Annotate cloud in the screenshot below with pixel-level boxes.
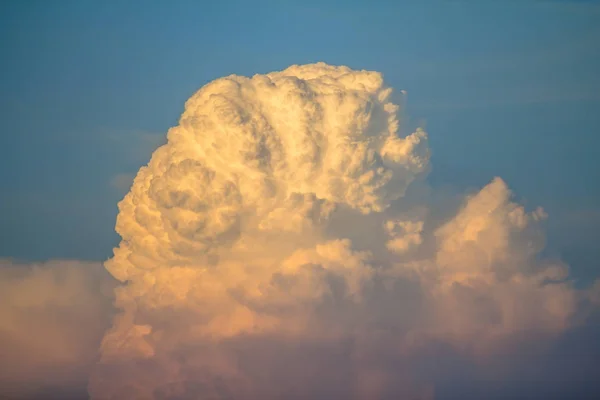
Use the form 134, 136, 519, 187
81, 63, 600, 399
0, 259, 116, 399
3, 63, 598, 399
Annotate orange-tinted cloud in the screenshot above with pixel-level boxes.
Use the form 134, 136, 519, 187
83, 63, 598, 399
0, 259, 116, 398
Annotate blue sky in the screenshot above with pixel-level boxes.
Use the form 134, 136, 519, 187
1, 0, 599, 283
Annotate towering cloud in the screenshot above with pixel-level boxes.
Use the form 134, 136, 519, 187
79, 63, 598, 399
0, 62, 590, 398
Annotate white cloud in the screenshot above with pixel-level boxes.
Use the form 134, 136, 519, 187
83, 63, 600, 399
4, 63, 596, 399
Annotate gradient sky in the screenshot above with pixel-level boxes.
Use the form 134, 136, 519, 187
1, 0, 599, 288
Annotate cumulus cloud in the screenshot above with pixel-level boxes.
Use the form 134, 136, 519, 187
4, 63, 597, 399
77, 63, 600, 399
0, 259, 116, 399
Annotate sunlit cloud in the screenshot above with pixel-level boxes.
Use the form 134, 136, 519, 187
2, 63, 598, 399
86, 63, 598, 399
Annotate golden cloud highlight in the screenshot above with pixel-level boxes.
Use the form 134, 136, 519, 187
79, 63, 598, 399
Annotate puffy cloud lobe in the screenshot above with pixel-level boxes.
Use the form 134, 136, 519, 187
107, 63, 429, 277
90, 63, 593, 399
0, 259, 116, 399
420, 178, 574, 351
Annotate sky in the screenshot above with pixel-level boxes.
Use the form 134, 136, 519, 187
1, 1, 600, 399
